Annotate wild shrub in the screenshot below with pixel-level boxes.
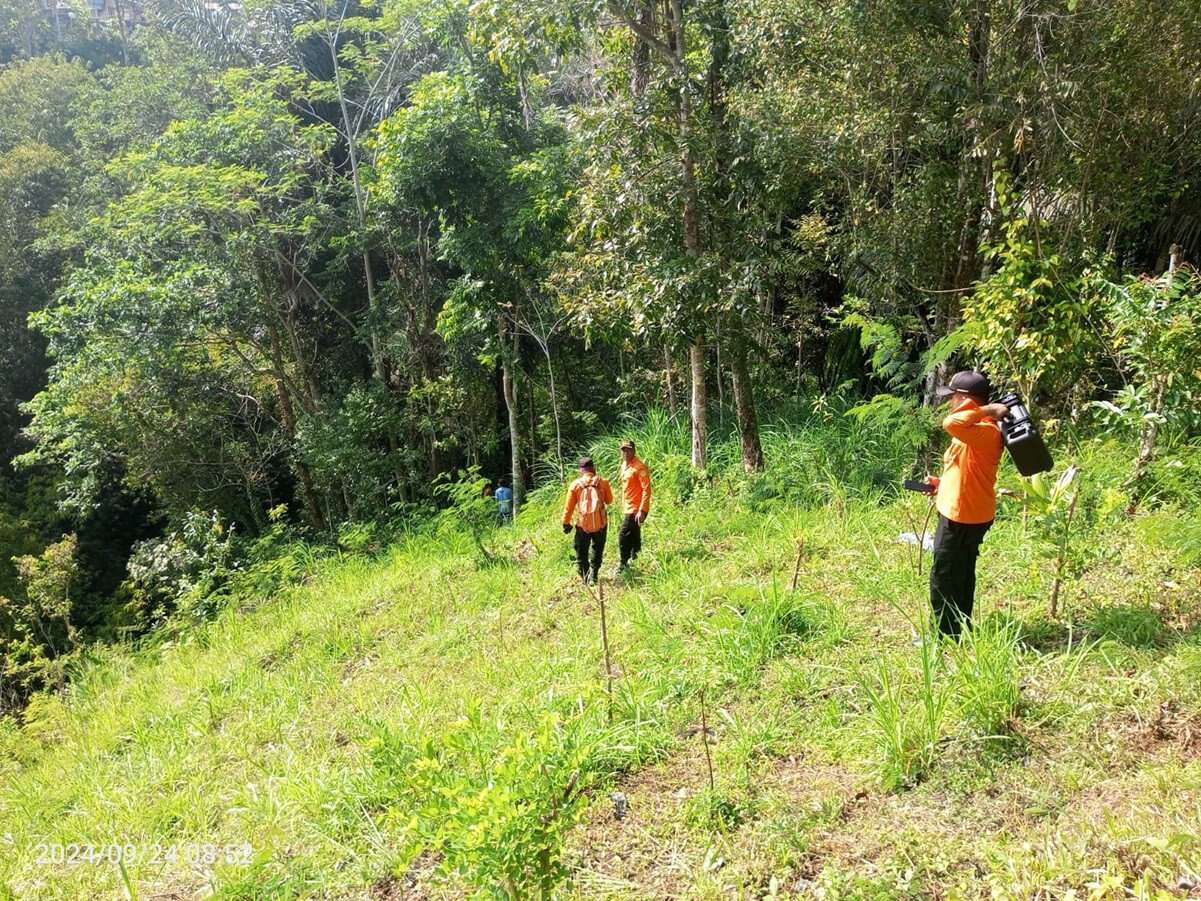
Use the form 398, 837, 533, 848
1088, 605, 1165, 649
1136, 508, 1201, 569
124, 510, 234, 624
950, 617, 1023, 739
296, 382, 409, 522
588, 697, 674, 776
683, 787, 748, 832
706, 586, 821, 685
336, 520, 379, 555
216, 507, 329, 606
1090, 267, 1201, 501
0, 534, 82, 708
0, 713, 31, 775
1012, 466, 1089, 618
963, 208, 1100, 402
383, 713, 594, 900
863, 636, 950, 790
434, 468, 500, 564
1146, 441, 1201, 509
716, 705, 787, 795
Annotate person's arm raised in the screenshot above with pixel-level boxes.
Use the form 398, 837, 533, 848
943, 408, 1000, 448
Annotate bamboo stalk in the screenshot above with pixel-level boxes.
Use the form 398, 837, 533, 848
1049, 491, 1080, 619
901, 507, 919, 573
790, 537, 806, 591
699, 686, 715, 794
597, 580, 614, 722
918, 498, 936, 577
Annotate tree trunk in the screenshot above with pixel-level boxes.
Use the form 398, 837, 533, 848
270, 371, 327, 533
927, 0, 993, 412
541, 342, 564, 475
730, 338, 765, 472
110, 0, 130, 64
263, 308, 327, 532
325, 18, 387, 387
690, 341, 707, 469
631, 1, 654, 99
1126, 377, 1165, 515
664, 345, 677, 416
501, 324, 525, 516
714, 337, 724, 428
671, 0, 707, 469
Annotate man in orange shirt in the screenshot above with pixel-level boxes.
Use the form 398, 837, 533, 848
617, 439, 651, 572
924, 371, 1009, 638
562, 456, 614, 585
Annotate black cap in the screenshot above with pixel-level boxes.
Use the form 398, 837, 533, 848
578, 456, 595, 471
935, 370, 991, 401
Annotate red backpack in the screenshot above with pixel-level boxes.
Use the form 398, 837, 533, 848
577, 476, 607, 533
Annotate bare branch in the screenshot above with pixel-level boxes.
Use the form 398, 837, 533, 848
606, 0, 679, 69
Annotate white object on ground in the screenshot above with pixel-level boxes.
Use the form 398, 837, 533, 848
898, 531, 934, 550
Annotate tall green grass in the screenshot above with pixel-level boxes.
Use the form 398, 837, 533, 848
862, 630, 951, 790
2, 411, 1200, 898
951, 616, 1024, 739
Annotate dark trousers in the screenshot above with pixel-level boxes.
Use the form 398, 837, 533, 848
929, 515, 992, 638
574, 526, 606, 582
619, 514, 642, 566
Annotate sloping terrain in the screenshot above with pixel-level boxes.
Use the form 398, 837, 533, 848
2, 426, 1200, 900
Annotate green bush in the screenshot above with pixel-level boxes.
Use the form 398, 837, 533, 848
0, 534, 82, 709
862, 635, 950, 791
705, 586, 823, 686
951, 617, 1023, 739
383, 713, 594, 899
1088, 604, 1165, 649
123, 510, 234, 624
1136, 509, 1201, 569
434, 467, 500, 564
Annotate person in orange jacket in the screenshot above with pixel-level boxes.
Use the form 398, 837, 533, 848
562, 456, 614, 584
617, 439, 651, 571
923, 370, 1009, 638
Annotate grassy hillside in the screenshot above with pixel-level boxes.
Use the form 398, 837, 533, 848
2, 411, 1200, 899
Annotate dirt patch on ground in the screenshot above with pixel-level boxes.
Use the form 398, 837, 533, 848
363, 852, 462, 901
1124, 701, 1201, 757
568, 744, 713, 898
566, 736, 1070, 897
566, 742, 868, 897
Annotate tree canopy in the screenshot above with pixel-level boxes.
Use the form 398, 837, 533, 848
1, 0, 1200, 707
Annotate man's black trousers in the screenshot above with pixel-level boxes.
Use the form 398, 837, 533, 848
618, 514, 642, 566
574, 526, 606, 582
929, 515, 992, 638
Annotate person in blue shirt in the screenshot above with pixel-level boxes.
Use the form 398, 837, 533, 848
494, 477, 513, 523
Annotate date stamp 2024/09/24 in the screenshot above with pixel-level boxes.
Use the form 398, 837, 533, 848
10, 837, 254, 868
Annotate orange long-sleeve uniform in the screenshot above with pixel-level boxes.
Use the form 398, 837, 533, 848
935, 397, 1003, 524
562, 474, 614, 530
619, 456, 652, 516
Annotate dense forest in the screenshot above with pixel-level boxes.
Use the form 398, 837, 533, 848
2, 0, 1201, 713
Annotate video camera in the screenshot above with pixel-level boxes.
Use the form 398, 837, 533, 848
994, 392, 1053, 476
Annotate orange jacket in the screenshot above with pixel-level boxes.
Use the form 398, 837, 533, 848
562, 474, 614, 531
935, 397, 1003, 525
620, 456, 652, 516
